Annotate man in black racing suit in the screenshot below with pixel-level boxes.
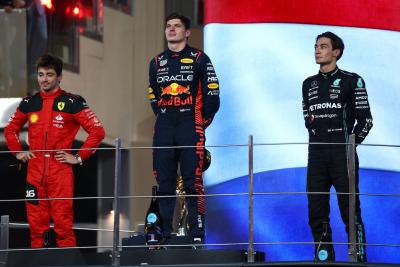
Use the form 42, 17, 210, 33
302, 32, 373, 262
147, 13, 220, 244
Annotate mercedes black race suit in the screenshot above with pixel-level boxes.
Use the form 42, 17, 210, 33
148, 45, 220, 240
302, 67, 373, 261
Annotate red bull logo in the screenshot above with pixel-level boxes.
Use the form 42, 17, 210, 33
159, 83, 192, 107
195, 125, 205, 177
161, 83, 190, 96
158, 96, 193, 107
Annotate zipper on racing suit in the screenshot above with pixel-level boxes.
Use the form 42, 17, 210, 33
40, 132, 49, 184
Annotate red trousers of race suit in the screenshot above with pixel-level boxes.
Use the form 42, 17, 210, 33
26, 155, 76, 248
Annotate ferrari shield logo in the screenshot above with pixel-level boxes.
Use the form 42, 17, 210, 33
57, 102, 65, 111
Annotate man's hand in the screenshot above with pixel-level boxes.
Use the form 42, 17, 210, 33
13, 0, 25, 8
16, 151, 36, 162
307, 114, 318, 136
55, 151, 81, 165
4, 5, 13, 12
4, 0, 25, 12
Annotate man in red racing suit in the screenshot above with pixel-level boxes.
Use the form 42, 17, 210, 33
4, 54, 105, 248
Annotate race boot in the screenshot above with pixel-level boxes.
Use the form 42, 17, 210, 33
43, 231, 50, 248
315, 222, 335, 261
191, 236, 204, 250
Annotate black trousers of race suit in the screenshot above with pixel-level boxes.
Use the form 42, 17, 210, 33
307, 135, 367, 262
153, 111, 205, 240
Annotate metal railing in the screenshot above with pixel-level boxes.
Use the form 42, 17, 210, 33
0, 215, 9, 266
0, 134, 399, 265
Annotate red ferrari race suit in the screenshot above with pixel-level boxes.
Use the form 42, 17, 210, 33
4, 88, 105, 248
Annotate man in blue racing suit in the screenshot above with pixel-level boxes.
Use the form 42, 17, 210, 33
147, 12, 220, 244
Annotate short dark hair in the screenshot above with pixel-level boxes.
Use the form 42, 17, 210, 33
165, 12, 191, 30
316, 31, 345, 60
36, 54, 63, 76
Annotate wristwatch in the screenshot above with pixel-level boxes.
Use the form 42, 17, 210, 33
74, 154, 83, 165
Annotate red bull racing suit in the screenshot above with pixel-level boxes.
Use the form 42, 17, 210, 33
148, 45, 220, 240
302, 67, 373, 261
4, 88, 105, 248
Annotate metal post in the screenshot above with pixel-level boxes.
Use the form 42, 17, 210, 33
0, 215, 10, 267
347, 134, 357, 262
112, 138, 122, 266
247, 135, 255, 263
193, 0, 199, 25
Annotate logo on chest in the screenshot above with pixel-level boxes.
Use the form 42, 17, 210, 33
29, 113, 39, 124
330, 94, 339, 100
157, 74, 193, 83
159, 83, 192, 107
180, 58, 194, 64
311, 80, 318, 87
160, 59, 168, 67
53, 113, 65, 128
57, 102, 65, 111
309, 102, 342, 111
161, 83, 190, 96
331, 78, 341, 88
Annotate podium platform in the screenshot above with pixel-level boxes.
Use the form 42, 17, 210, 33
2, 248, 400, 267
3, 249, 263, 266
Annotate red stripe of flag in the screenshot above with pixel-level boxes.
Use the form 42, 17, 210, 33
204, 0, 400, 32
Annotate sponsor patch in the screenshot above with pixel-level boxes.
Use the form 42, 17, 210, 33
309, 102, 342, 111
29, 113, 39, 123
180, 58, 194, 64
207, 90, 219, 96
332, 78, 341, 87
161, 83, 190, 96
57, 102, 65, 111
55, 114, 63, 121
208, 83, 219, 89
160, 59, 167, 66
207, 76, 218, 82
357, 78, 364, 88
26, 183, 38, 205
330, 94, 338, 99
157, 74, 193, 83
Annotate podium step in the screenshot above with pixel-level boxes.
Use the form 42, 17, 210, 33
4, 249, 400, 266
3, 248, 264, 266
120, 235, 264, 264
120, 249, 264, 265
